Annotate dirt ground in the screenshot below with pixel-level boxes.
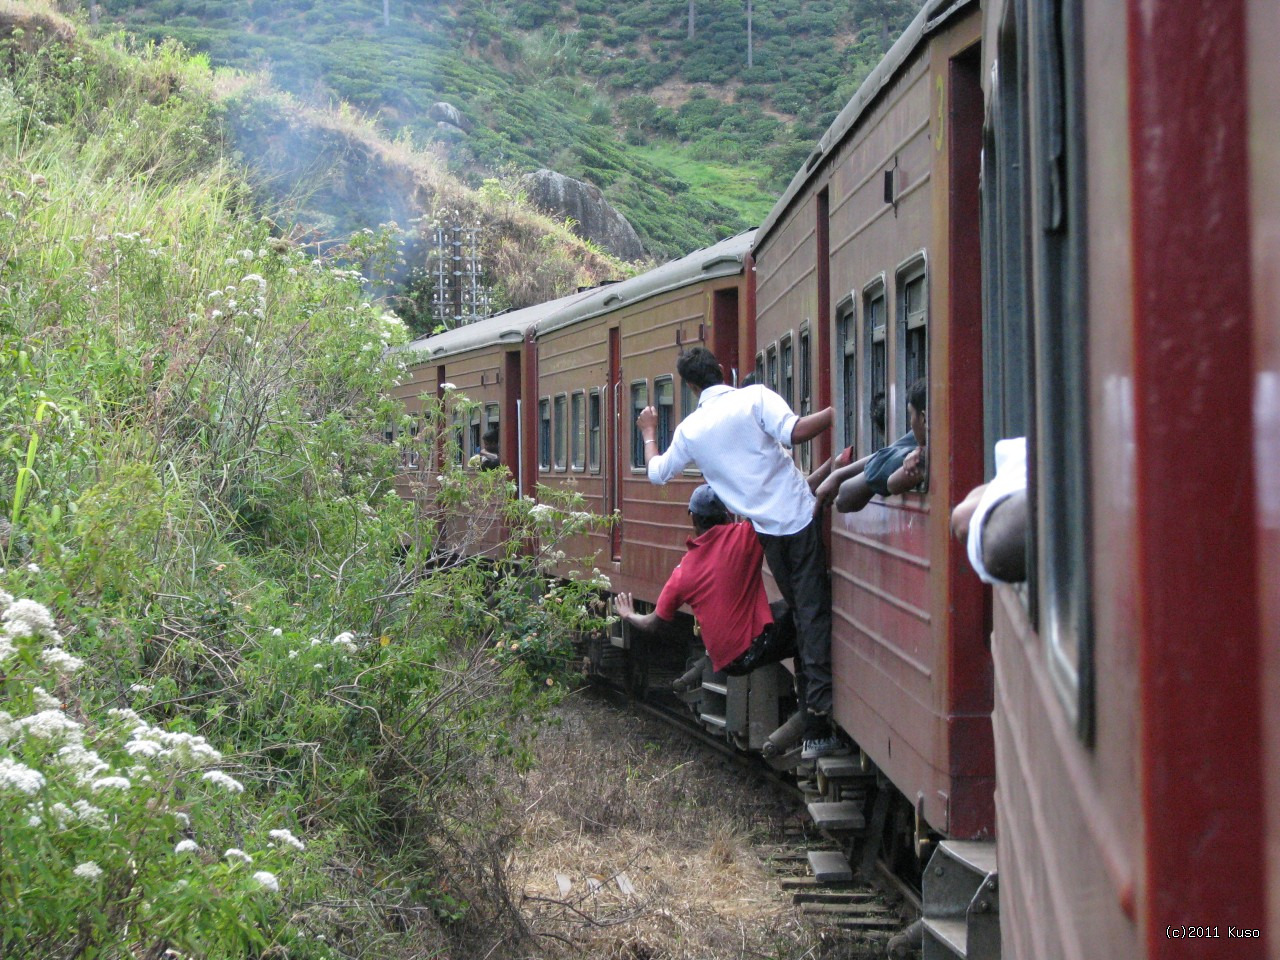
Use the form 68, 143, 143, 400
501, 688, 897, 960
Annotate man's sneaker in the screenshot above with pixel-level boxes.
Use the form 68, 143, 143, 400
801, 735, 848, 760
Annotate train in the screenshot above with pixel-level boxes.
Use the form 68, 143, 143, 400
391, 0, 1277, 957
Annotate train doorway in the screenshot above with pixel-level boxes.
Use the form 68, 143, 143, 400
607, 326, 622, 561
503, 350, 521, 496
711, 288, 740, 385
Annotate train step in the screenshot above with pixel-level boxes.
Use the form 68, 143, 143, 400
806, 800, 866, 833
807, 849, 853, 883
921, 840, 1000, 960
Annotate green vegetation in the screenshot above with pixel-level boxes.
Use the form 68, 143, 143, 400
0, 11, 611, 957
92, 0, 923, 258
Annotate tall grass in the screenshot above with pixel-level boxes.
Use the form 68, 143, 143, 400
0, 12, 610, 958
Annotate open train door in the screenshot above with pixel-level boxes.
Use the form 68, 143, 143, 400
503, 349, 522, 497
711, 287, 740, 385
607, 325, 622, 561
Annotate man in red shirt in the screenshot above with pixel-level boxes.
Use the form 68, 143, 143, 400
613, 485, 798, 684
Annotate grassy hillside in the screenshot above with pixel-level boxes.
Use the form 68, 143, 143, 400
91, 0, 922, 258
0, 8, 612, 956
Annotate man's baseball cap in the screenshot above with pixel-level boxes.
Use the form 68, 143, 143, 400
688, 484, 728, 519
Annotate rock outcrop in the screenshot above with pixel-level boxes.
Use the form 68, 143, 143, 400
428, 101, 471, 132
523, 169, 646, 262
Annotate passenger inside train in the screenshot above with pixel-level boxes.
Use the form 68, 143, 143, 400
950, 436, 1028, 584
477, 427, 501, 471
636, 346, 840, 759
830, 377, 928, 513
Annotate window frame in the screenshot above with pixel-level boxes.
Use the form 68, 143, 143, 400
765, 343, 779, 393
862, 275, 888, 455
570, 390, 586, 471
895, 252, 929, 438
553, 393, 568, 471
836, 295, 857, 453
654, 375, 675, 453
538, 397, 551, 471
630, 380, 649, 470
588, 388, 602, 474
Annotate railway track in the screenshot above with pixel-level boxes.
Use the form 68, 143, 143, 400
595, 678, 917, 948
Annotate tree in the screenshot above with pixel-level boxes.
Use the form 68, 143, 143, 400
746, 0, 753, 69
688, 0, 696, 39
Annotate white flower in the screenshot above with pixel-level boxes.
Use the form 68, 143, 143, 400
210, 309, 223, 320
32, 687, 61, 711
175, 812, 190, 827
440, 382, 458, 391
0, 589, 13, 610
239, 249, 255, 261
41, 647, 84, 674
288, 650, 299, 659
174, 840, 200, 854
91, 776, 131, 791
56, 743, 104, 775
268, 828, 305, 851
252, 870, 279, 892
26, 563, 39, 574
270, 628, 282, 637
0, 758, 44, 794
74, 862, 104, 881
330, 632, 357, 653
129, 683, 153, 694
207, 289, 223, 301
125, 740, 163, 758
17, 710, 82, 740
3, 599, 60, 641
72, 800, 105, 825
224, 848, 252, 864
106, 708, 141, 724
201, 770, 245, 794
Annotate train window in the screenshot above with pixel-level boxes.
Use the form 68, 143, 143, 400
630, 381, 648, 469
1026, 0, 1093, 739
837, 298, 857, 451
655, 376, 675, 452
754, 353, 764, 384
570, 391, 585, 470
796, 329, 811, 472
780, 334, 794, 410
896, 258, 928, 436
485, 403, 499, 437
469, 408, 482, 464
766, 344, 778, 392
553, 394, 567, 471
863, 279, 888, 454
406, 421, 419, 468
538, 398, 551, 471
680, 378, 695, 420
588, 389, 601, 473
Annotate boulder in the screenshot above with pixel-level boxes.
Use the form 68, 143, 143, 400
523, 169, 646, 262
435, 121, 467, 141
428, 101, 471, 132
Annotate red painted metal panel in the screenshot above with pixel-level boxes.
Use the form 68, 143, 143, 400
1128, 1, 1266, 954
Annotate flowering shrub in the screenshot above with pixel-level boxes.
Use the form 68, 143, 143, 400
0, 590, 329, 959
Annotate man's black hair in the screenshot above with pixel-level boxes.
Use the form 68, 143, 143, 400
908, 378, 927, 414
739, 372, 759, 388
676, 347, 725, 390
482, 427, 499, 446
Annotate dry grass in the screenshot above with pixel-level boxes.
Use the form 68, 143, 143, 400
495, 689, 872, 960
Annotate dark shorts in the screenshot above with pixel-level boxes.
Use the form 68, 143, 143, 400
722, 600, 797, 676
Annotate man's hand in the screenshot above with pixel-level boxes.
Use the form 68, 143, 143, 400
613, 592, 636, 623
900, 446, 927, 487
814, 472, 841, 515
636, 406, 658, 439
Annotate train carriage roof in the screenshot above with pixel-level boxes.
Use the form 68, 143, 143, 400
535, 229, 755, 336
753, 0, 977, 251
397, 286, 600, 366
398, 230, 756, 363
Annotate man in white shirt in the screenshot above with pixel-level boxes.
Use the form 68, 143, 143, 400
950, 436, 1028, 583
637, 346, 840, 759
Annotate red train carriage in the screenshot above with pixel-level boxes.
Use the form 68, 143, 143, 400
532, 232, 755, 604
751, 0, 990, 847
981, 0, 1273, 957
394, 290, 597, 557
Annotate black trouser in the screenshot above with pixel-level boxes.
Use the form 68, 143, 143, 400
757, 519, 833, 735
723, 599, 797, 676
